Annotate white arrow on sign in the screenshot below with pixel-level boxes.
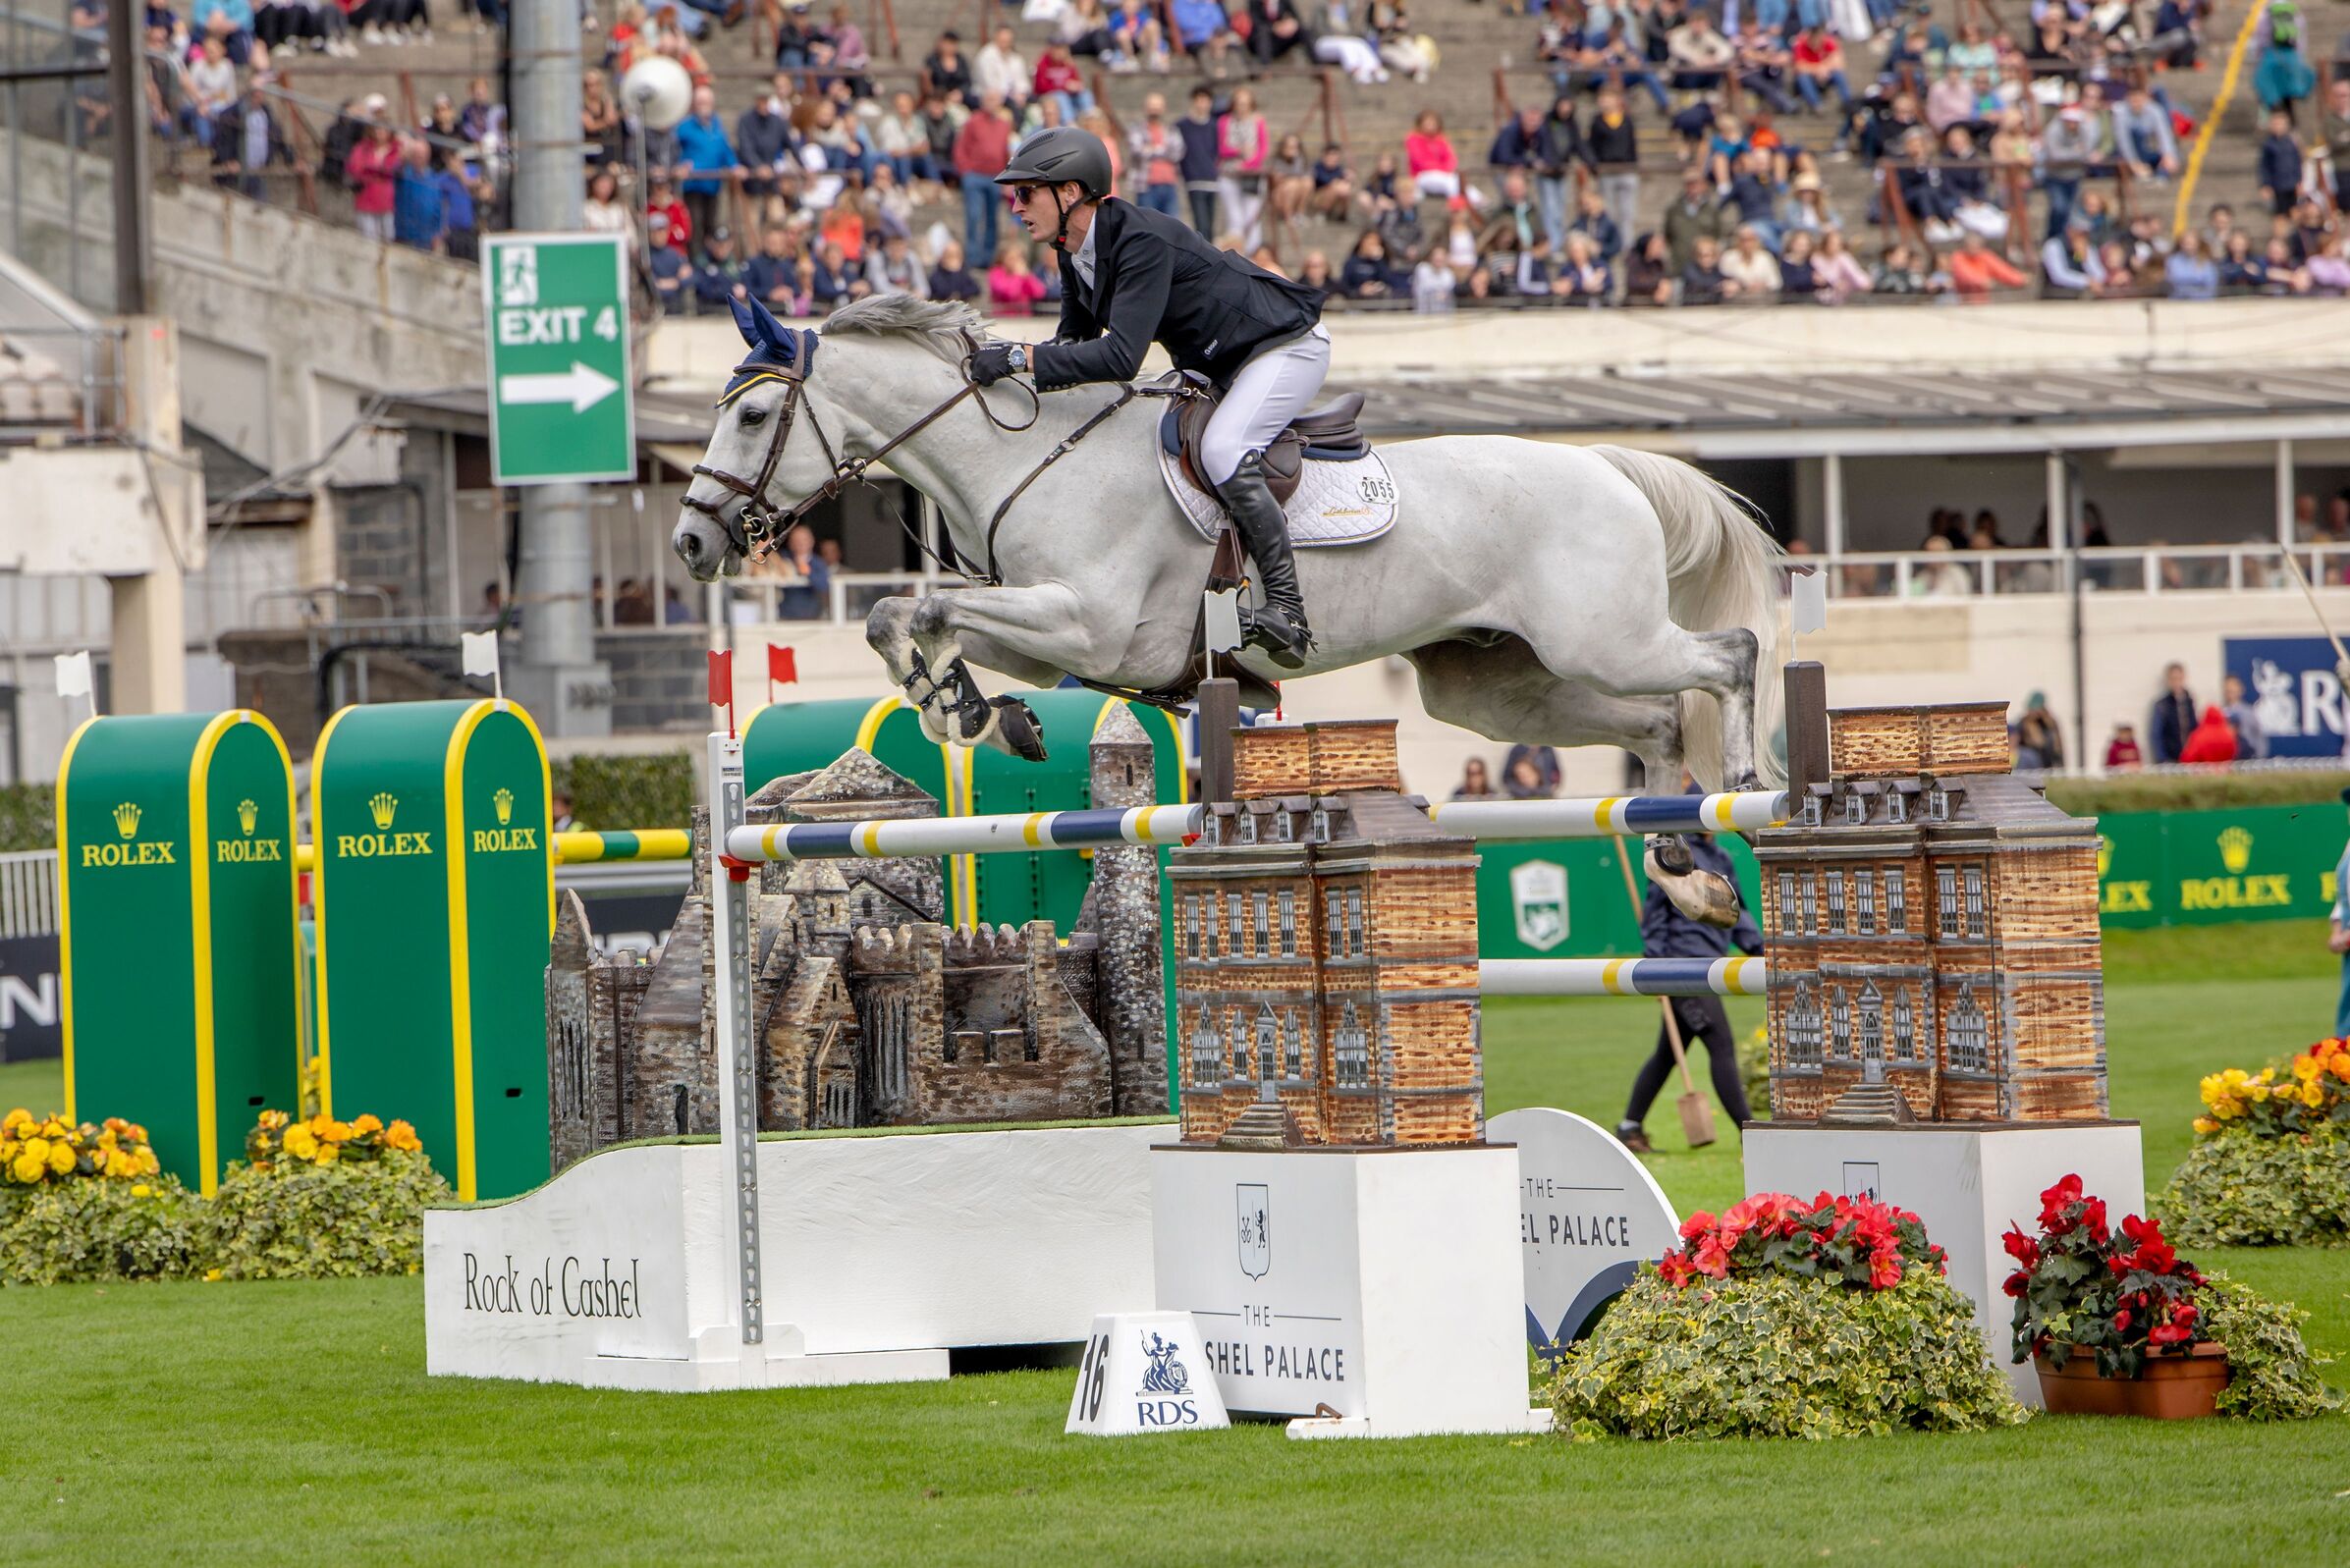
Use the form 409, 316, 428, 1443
498, 360, 620, 414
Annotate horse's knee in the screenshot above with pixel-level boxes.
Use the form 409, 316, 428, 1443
864, 596, 916, 655
908, 594, 956, 644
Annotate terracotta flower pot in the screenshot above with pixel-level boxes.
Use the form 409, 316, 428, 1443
2033, 1342, 2230, 1418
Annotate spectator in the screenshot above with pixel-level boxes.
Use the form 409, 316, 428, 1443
210, 73, 295, 200
1587, 86, 1641, 254
187, 36, 238, 133
809, 238, 865, 306
1531, 97, 1590, 253
1567, 186, 1620, 264
1128, 92, 1186, 217
2113, 84, 2181, 183
2013, 692, 2064, 770
1410, 247, 1456, 311
1034, 40, 1092, 121
581, 69, 623, 168
772, 524, 833, 620
647, 213, 695, 310
1307, 141, 1355, 221
923, 29, 973, 105
1719, 224, 1781, 298
1245, 0, 1309, 67
1871, 241, 1931, 296
974, 25, 1028, 107
1171, 0, 1228, 57
1625, 230, 1675, 304
1341, 229, 1405, 297
1404, 109, 1461, 204
435, 146, 483, 263
1311, 0, 1387, 83
1662, 170, 1725, 274
2258, 107, 2305, 214
2255, 0, 2316, 120
1370, 0, 1430, 81
693, 225, 749, 312
1667, 8, 1734, 93
391, 135, 447, 252
736, 77, 795, 219
1556, 231, 1612, 302
954, 90, 1013, 263
1947, 229, 2024, 299
2040, 103, 2098, 240
1219, 87, 1271, 248
2306, 233, 2350, 295
1450, 757, 1498, 800
986, 237, 1048, 314
2218, 231, 2268, 293
1108, 0, 1170, 71
645, 172, 692, 252
2104, 723, 2145, 770
2326, 80, 2350, 211
1790, 24, 1852, 117
1297, 248, 1335, 298
584, 168, 631, 253
1503, 743, 1557, 793
2180, 704, 2240, 765
2151, 663, 2198, 764
1682, 234, 1732, 303
1733, 19, 1795, 114
928, 240, 980, 301
745, 225, 795, 304
2166, 234, 2220, 298
2043, 226, 2098, 297
1811, 229, 1871, 303
2222, 674, 2269, 760
1777, 230, 1819, 300
1177, 85, 1223, 236
674, 84, 737, 253
191, 0, 257, 63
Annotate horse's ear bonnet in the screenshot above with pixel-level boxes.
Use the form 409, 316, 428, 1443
718, 296, 816, 407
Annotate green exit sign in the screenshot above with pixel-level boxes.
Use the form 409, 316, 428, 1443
481, 233, 634, 486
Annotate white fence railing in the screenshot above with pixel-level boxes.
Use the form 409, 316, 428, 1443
0, 848, 59, 940
1806, 544, 2350, 602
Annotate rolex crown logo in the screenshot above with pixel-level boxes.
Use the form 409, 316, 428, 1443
112, 801, 141, 839
238, 798, 259, 836
494, 786, 514, 826
2218, 826, 2253, 875
369, 791, 399, 832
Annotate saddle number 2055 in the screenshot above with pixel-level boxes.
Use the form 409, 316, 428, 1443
1358, 474, 1397, 506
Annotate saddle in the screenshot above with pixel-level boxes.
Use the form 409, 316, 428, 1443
1159, 376, 1370, 506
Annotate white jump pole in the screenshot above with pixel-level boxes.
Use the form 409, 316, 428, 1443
1478, 955, 1771, 999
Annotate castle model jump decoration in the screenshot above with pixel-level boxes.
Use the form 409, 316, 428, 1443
1172, 719, 1484, 1151
546, 707, 1167, 1168
1759, 691, 2107, 1125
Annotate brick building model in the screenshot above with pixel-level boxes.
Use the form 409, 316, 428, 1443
1172, 719, 1484, 1149
545, 707, 1167, 1169
1759, 697, 2107, 1124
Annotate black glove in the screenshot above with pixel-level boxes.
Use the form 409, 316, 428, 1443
970, 343, 1021, 386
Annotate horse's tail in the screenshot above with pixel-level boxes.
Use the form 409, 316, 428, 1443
1589, 445, 1786, 791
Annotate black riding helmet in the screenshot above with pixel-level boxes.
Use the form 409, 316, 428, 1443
993, 126, 1114, 249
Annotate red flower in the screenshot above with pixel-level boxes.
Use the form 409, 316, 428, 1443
1678, 1212, 1716, 1243
1692, 1232, 1734, 1278
2039, 1173, 2084, 1226
1868, 1247, 1903, 1291
2001, 1225, 2040, 1267
2002, 1269, 2030, 1298
1657, 1251, 1696, 1288
2081, 1197, 2109, 1243
2111, 1307, 2133, 1331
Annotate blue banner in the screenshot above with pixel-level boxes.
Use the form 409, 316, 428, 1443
2222, 636, 2350, 760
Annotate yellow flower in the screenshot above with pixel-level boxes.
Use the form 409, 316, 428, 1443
9, 1151, 42, 1184
282, 1125, 318, 1161
102, 1151, 134, 1179
46, 1142, 75, 1174
351, 1113, 383, 1137
2248, 1083, 2270, 1103
135, 1148, 158, 1175
307, 1112, 337, 1138
314, 1141, 339, 1165
0, 1108, 29, 1134
383, 1120, 421, 1153
39, 1118, 65, 1138
2192, 1116, 2219, 1134
203, 1269, 222, 1283
131, 1183, 151, 1198
24, 1136, 49, 1162
258, 1109, 290, 1132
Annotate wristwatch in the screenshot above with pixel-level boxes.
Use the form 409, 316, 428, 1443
1008, 343, 1030, 374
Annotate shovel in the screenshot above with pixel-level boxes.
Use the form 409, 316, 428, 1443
1615, 841, 1718, 1150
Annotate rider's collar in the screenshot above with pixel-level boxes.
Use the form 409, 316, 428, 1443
716, 327, 819, 409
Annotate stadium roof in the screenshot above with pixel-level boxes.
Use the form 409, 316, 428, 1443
1339, 365, 2350, 457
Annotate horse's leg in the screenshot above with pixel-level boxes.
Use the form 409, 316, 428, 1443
1513, 616, 1763, 792
905, 582, 1103, 762
865, 595, 958, 748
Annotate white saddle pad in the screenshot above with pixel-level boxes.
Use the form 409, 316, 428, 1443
1157, 444, 1400, 547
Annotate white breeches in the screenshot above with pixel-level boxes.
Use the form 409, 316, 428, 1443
1199, 325, 1332, 487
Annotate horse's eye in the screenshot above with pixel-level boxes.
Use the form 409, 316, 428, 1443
739, 404, 767, 428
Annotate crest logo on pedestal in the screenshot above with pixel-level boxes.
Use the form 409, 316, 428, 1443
1236, 1183, 1271, 1279
1138, 1331, 1191, 1395
1510, 860, 1567, 951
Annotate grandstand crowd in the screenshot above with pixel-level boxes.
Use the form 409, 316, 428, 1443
112, 0, 2350, 306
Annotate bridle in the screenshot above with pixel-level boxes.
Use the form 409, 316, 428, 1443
680, 325, 1040, 572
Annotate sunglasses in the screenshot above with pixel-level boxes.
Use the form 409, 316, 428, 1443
1012, 185, 1050, 205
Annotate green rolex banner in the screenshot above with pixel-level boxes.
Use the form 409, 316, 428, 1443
312, 698, 555, 1201
2092, 803, 2349, 930
56, 710, 301, 1195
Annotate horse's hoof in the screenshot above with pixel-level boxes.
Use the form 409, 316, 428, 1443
1646, 833, 1693, 876
994, 697, 1047, 762
1645, 855, 1740, 928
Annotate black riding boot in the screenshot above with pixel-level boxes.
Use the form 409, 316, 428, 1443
1218, 451, 1312, 670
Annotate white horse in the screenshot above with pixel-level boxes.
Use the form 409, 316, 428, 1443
674, 294, 1785, 799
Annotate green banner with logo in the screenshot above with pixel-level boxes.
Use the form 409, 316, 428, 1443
2093, 802, 2348, 929
1475, 834, 1765, 960
57, 711, 301, 1194
313, 698, 553, 1201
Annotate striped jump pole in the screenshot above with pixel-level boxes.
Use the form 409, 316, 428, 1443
1429, 790, 1788, 840
721, 804, 1204, 865
1478, 956, 1771, 999
554, 828, 694, 864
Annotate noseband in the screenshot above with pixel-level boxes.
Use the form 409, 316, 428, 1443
681, 326, 1037, 569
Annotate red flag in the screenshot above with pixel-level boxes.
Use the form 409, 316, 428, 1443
768, 643, 797, 685
707, 648, 734, 709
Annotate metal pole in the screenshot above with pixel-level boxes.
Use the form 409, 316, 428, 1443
104, 0, 147, 313
510, 0, 596, 724
705, 731, 765, 1351
2276, 437, 2296, 549
1822, 452, 1845, 562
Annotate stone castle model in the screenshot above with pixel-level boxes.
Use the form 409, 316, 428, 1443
546, 707, 1167, 1169
1173, 719, 1484, 1150
1761, 695, 2107, 1124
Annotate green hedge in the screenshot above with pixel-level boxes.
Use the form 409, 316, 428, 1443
2046, 771, 2350, 816
0, 782, 55, 853
553, 751, 697, 833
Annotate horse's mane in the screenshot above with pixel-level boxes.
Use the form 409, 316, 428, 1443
821, 296, 991, 363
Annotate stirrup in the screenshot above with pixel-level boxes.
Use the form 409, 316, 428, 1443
1244, 603, 1312, 670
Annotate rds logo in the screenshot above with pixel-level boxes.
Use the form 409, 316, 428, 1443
1133, 1331, 1201, 1428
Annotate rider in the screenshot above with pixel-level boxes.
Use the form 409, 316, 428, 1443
968, 124, 1327, 669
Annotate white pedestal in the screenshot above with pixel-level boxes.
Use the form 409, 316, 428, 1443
1742, 1120, 2145, 1406
1150, 1143, 1544, 1439
425, 1123, 1161, 1390
1065, 1312, 1232, 1435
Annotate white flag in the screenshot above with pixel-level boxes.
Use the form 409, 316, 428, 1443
461, 629, 502, 679
53, 650, 92, 698
1790, 568, 1828, 635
